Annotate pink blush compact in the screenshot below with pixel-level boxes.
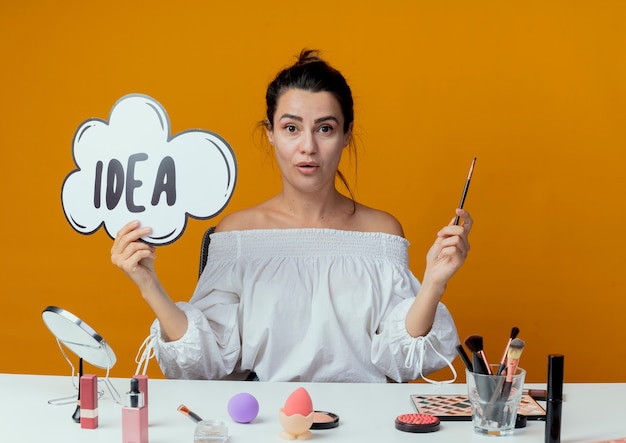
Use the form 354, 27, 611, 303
395, 413, 440, 433
310, 411, 339, 430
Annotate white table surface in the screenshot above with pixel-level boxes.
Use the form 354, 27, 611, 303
1, 373, 624, 442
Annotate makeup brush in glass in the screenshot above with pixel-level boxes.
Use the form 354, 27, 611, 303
464, 335, 491, 375
499, 338, 525, 400
496, 326, 520, 375
456, 344, 474, 372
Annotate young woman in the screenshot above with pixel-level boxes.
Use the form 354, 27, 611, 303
111, 50, 473, 382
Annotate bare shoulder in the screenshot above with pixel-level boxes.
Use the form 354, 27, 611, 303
214, 206, 267, 232
214, 197, 404, 236
354, 203, 405, 237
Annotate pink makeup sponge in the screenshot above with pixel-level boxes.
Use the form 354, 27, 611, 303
283, 387, 313, 417
227, 392, 259, 423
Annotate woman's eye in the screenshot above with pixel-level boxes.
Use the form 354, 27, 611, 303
284, 124, 297, 133
319, 125, 333, 134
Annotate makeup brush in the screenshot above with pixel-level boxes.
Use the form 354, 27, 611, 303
454, 156, 477, 225
496, 326, 520, 375
455, 344, 474, 372
178, 404, 204, 423
464, 335, 491, 375
500, 338, 525, 400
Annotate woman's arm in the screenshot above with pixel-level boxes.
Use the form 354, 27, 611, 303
405, 209, 472, 337
110, 220, 188, 341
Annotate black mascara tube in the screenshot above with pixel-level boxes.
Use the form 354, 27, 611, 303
545, 354, 564, 443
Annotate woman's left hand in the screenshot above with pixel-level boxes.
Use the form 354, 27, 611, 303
423, 208, 472, 287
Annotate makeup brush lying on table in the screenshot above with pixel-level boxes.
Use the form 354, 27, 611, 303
178, 404, 204, 423
499, 338, 525, 400
464, 335, 491, 375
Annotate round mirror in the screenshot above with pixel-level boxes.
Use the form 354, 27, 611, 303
42, 305, 116, 369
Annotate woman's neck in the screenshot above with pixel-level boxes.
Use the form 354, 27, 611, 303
272, 188, 355, 228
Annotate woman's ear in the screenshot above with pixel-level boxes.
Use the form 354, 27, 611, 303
343, 122, 354, 147
266, 127, 275, 146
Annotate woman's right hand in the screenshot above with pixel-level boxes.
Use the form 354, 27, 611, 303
111, 221, 188, 341
111, 220, 158, 289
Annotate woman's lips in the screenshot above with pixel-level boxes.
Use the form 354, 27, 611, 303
296, 162, 319, 174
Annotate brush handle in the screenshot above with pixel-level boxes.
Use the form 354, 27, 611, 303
472, 353, 489, 375
456, 345, 474, 372
454, 157, 476, 224
483, 375, 507, 423
454, 182, 470, 225
496, 364, 506, 376
497, 337, 515, 376
499, 357, 520, 401
500, 381, 513, 400
479, 350, 492, 375
496, 347, 509, 375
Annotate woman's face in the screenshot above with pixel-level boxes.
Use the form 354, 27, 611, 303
267, 88, 352, 194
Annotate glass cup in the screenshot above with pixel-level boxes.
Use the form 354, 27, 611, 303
194, 419, 229, 443
466, 365, 526, 436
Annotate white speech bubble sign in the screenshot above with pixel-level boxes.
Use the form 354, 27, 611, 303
61, 94, 237, 245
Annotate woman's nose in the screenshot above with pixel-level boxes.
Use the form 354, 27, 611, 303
300, 131, 318, 154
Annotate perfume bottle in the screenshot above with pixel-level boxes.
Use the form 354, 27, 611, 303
122, 377, 148, 443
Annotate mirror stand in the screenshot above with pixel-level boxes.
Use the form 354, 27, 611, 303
42, 306, 122, 420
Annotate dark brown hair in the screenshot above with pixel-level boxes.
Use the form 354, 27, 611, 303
265, 49, 354, 133
264, 49, 357, 209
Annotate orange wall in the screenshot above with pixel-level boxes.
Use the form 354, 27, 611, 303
1, 1, 625, 383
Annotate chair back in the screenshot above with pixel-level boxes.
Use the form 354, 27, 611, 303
198, 226, 216, 279
197, 225, 260, 382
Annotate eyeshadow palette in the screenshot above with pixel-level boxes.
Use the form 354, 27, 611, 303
410, 394, 546, 421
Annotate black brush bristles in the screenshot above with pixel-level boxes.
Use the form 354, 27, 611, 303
464, 334, 484, 354
511, 326, 520, 340
464, 335, 491, 375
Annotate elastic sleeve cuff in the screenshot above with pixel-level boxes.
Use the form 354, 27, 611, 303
149, 302, 199, 347
382, 300, 459, 381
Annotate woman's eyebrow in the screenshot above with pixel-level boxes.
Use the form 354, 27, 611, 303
314, 116, 340, 124
278, 113, 302, 121
278, 114, 340, 124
